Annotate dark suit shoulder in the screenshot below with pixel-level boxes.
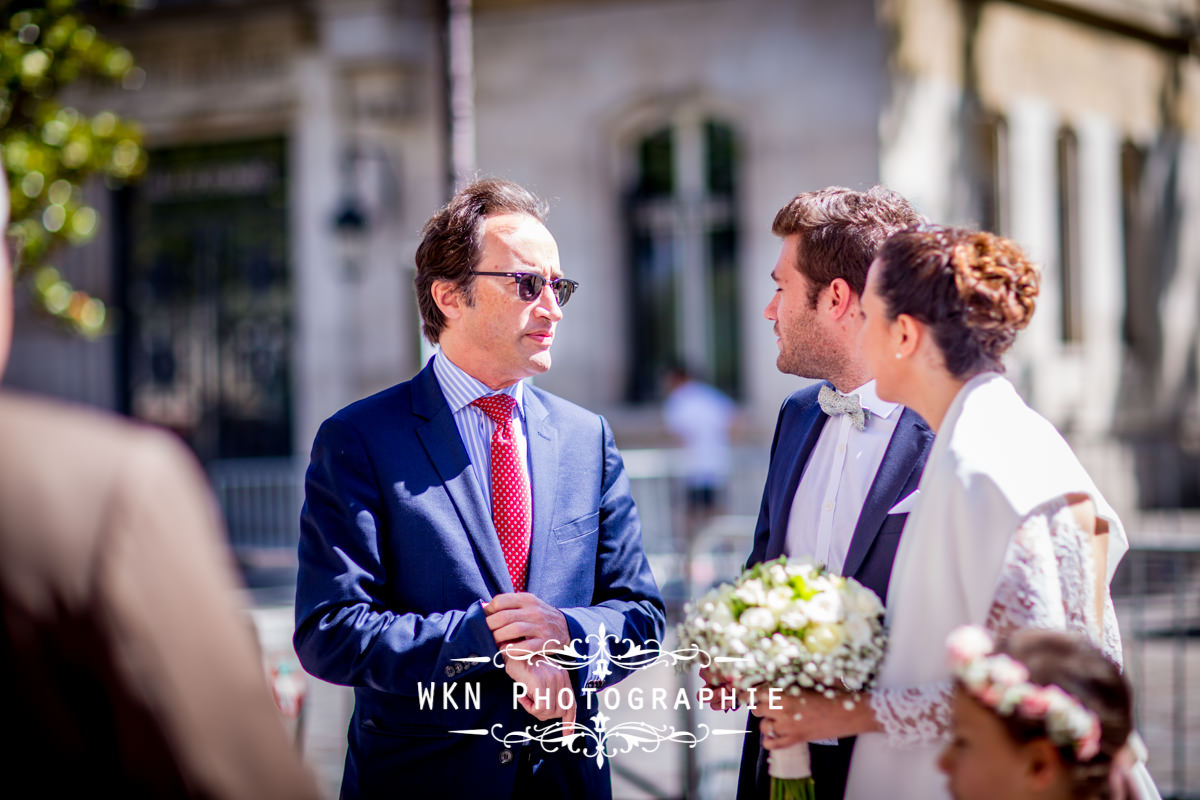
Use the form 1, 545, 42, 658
778, 381, 828, 421
328, 381, 410, 425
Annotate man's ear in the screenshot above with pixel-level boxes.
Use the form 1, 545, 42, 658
431, 279, 465, 322
826, 278, 855, 319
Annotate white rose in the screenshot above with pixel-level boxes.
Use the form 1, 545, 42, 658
847, 584, 884, 617
739, 607, 777, 633
709, 602, 735, 626
844, 616, 873, 648
766, 586, 793, 612
806, 591, 844, 624
734, 581, 768, 607
780, 604, 808, 631
804, 624, 843, 654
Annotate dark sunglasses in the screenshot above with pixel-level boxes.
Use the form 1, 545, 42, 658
468, 271, 579, 306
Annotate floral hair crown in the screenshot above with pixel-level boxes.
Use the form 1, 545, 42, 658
945, 626, 1102, 761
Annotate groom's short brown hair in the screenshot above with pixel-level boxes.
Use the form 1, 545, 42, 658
772, 186, 922, 307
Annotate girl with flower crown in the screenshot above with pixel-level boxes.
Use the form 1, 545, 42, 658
749, 227, 1159, 798
940, 626, 1141, 800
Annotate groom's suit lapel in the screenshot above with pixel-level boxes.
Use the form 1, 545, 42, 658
842, 407, 931, 579
764, 385, 829, 560
411, 363, 513, 596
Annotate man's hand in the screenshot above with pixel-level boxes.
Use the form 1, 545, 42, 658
485, 592, 571, 654
503, 644, 577, 735
697, 666, 741, 711
748, 686, 879, 749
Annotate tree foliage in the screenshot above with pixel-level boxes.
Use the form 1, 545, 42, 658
1, 0, 144, 337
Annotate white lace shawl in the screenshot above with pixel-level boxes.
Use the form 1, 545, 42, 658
869, 496, 1122, 747
844, 373, 1129, 800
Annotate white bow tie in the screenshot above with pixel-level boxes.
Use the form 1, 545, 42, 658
817, 384, 871, 431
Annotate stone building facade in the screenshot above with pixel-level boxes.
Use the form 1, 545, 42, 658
5, 0, 1199, 516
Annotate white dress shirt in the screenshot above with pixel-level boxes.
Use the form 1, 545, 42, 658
432, 351, 530, 513
662, 379, 737, 488
783, 380, 900, 575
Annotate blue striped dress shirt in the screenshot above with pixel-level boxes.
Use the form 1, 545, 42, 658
431, 351, 530, 514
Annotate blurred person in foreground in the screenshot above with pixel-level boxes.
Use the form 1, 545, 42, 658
0, 172, 320, 796
714, 186, 933, 800
293, 178, 665, 799
751, 226, 1157, 799
662, 362, 738, 516
940, 626, 1145, 800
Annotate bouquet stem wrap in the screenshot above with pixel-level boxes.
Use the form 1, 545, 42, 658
768, 743, 814, 800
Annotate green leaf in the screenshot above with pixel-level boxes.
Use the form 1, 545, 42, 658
2, 0, 144, 337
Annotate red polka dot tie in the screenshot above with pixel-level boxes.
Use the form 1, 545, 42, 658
471, 394, 531, 592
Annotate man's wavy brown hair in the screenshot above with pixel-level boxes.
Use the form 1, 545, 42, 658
772, 186, 924, 306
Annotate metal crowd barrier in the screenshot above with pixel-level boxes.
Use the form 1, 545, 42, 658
207, 452, 1198, 798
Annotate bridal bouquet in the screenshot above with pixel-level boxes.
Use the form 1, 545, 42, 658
677, 556, 887, 800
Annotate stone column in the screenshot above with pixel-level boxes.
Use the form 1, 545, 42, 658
290, 52, 347, 453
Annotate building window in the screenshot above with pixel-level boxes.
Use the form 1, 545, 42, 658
1056, 126, 1082, 343
975, 112, 1008, 235
1120, 140, 1151, 356
624, 116, 741, 403
119, 138, 293, 462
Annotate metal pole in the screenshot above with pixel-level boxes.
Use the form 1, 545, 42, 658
439, 0, 476, 198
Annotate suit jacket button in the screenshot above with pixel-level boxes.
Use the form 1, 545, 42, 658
499, 749, 514, 765
445, 665, 455, 677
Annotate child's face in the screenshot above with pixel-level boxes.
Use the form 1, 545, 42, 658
938, 688, 1030, 800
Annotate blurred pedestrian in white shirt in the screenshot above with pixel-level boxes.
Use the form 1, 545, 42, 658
663, 363, 739, 514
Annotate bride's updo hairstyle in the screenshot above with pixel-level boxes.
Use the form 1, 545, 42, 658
875, 226, 1040, 378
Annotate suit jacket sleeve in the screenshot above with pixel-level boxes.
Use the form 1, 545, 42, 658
293, 416, 498, 693
558, 416, 666, 690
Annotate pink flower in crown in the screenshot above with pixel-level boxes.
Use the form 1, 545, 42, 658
1077, 717, 1102, 761
987, 654, 1030, 687
1042, 685, 1075, 713
979, 684, 1004, 708
1018, 687, 1053, 718
946, 626, 993, 670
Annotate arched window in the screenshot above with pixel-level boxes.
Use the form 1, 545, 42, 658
623, 116, 740, 403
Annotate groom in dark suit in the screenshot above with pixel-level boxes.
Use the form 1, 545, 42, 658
294, 178, 665, 799
724, 187, 934, 800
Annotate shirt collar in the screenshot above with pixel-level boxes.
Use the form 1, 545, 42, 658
847, 379, 900, 420
432, 350, 525, 418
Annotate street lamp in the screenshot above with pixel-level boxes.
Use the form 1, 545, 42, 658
332, 149, 369, 280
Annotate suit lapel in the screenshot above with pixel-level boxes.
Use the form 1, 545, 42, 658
411, 362, 512, 595
521, 389, 557, 597
764, 391, 829, 560
843, 407, 929, 578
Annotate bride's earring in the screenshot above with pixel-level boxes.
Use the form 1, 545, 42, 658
895, 352, 902, 359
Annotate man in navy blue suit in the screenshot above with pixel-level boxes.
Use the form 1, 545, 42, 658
716, 187, 934, 800
294, 178, 665, 799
